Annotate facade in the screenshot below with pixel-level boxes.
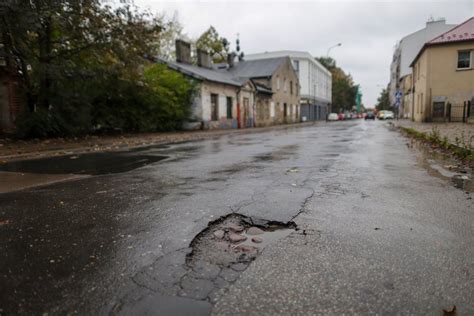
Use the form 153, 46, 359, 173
226, 57, 300, 126
410, 17, 474, 123
389, 18, 456, 117
245, 51, 331, 121
160, 41, 300, 130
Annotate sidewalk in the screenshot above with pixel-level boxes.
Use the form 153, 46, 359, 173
0, 122, 320, 162
394, 120, 474, 149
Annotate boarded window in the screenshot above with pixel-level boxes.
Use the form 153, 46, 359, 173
226, 96, 233, 119
211, 94, 218, 121
433, 102, 445, 118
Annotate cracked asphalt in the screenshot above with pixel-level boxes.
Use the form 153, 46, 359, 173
1, 120, 473, 315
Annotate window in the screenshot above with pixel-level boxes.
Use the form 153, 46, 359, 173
283, 78, 287, 92
211, 93, 218, 121
284, 103, 288, 117
290, 81, 293, 95
457, 51, 471, 69
293, 60, 299, 73
276, 76, 280, 90
226, 96, 232, 119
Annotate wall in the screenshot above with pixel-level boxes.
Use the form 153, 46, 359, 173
270, 58, 301, 124
399, 20, 456, 78
413, 41, 474, 122
197, 81, 240, 129
412, 48, 429, 122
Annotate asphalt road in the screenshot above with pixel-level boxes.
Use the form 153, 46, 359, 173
0, 120, 472, 315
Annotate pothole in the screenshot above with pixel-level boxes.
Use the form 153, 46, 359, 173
130, 213, 297, 306
187, 213, 296, 267
182, 213, 296, 302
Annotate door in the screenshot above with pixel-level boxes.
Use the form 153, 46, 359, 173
243, 97, 250, 128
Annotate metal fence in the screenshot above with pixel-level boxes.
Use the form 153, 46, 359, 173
447, 100, 472, 123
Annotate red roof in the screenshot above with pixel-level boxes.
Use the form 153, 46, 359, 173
428, 17, 474, 44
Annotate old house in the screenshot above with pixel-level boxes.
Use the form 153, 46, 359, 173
224, 57, 301, 126
160, 40, 300, 129
410, 17, 474, 122
246, 51, 331, 121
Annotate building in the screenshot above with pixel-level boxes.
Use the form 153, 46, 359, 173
245, 51, 331, 121
389, 18, 456, 117
224, 57, 300, 126
410, 17, 474, 122
158, 40, 300, 129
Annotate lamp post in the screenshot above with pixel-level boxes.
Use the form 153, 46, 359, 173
326, 43, 342, 57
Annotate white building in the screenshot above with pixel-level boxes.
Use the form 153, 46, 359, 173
246, 51, 332, 121
389, 18, 456, 116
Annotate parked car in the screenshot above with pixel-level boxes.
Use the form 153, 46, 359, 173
351, 112, 358, 119
365, 111, 375, 120
338, 113, 345, 120
377, 111, 385, 120
344, 111, 352, 120
384, 111, 395, 119
328, 113, 339, 121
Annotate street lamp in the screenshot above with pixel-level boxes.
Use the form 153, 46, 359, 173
326, 43, 342, 57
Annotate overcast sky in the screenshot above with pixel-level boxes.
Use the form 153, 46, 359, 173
135, 0, 473, 107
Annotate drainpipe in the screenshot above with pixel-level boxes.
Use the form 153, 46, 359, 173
236, 87, 241, 129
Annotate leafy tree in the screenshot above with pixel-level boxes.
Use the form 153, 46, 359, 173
1, 0, 193, 137
154, 12, 185, 60
375, 88, 391, 111
316, 56, 358, 112
196, 26, 229, 63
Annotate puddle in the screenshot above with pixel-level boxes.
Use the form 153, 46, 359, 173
0, 152, 168, 175
407, 139, 473, 193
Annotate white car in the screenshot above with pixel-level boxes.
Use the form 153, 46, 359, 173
384, 111, 395, 119
327, 113, 339, 121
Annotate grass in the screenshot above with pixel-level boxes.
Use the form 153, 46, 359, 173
400, 126, 474, 162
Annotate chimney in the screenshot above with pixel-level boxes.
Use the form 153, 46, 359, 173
175, 39, 191, 64
227, 52, 236, 68
197, 49, 212, 69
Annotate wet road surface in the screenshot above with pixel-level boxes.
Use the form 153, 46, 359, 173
0, 120, 473, 315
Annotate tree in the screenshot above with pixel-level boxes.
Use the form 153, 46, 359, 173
375, 88, 391, 111
195, 26, 229, 63
316, 56, 359, 112
1, 0, 185, 137
154, 12, 185, 60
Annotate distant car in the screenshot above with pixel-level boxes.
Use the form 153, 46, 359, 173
384, 111, 395, 119
328, 113, 339, 121
344, 111, 352, 120
377, 111, 385, 120
338, 113, 345, 120
365, 111, 375, 120
351, 113, 358, 119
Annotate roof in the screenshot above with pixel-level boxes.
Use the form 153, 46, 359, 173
224, 57, 288, 78
156, 57, 242, 86
428, 17, 474, 44
246, 51, 331, 75
410, 17, 474, 66
158, 56, 290, 89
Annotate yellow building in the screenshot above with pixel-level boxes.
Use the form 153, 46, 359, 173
410, 17, 474, 122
